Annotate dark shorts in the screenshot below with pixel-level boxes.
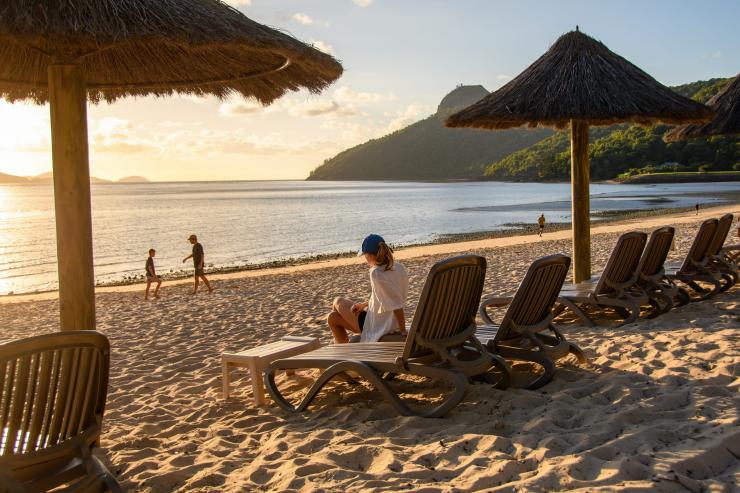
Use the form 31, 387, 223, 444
358, 311, 366, 331
194, 267, 205, 276
539, 224, 544, 229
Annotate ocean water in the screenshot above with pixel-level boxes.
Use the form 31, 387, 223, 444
0, 180, 736, 295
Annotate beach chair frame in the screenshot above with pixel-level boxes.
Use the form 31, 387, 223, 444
706, 213, 737, 290
477, 254, 587, 389
0, 331, 121, 493
264, 255, 510, 418
636, 226, 690, 315
666, 218, 723, 300
556, 231, 649, 327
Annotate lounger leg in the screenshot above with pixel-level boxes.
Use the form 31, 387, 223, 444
568, 342, 588, 365
675, 287, 690, 306
265, 360, 468, 418
557, 298, 596, 327
494, 346, 557, 390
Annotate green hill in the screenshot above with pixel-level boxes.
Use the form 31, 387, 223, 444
484, 78, 739, 181
307, 85, 552, 180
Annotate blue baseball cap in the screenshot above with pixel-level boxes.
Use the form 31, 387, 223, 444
359, 234, 385, 256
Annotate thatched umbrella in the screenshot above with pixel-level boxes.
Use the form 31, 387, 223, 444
665, 73, 740, 141
446, 29, 711, 282
0, 0, 342, 331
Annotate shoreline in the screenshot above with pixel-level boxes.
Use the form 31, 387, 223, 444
3, 201, 738, 303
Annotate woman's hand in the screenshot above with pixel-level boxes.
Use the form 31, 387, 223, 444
351, 302, 367, 315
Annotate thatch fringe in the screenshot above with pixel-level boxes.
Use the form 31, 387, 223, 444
445, 31, 712, 130
0, 0, 343, 104
664, 73, 740, 141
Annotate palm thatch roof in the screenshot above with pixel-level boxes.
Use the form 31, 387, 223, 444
446, 30, 712, 130
0, 0, 343, 104
664, 74, 740, 141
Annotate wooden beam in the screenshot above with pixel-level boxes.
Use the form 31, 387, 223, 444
48, 64, 96, 330
570, 120, 591, 283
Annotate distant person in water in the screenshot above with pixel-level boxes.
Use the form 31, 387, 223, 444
538, 213, 546, 237
327, 234, 408, 344
695, 203, 700, 215
144, 248, 162, 300
183, 234, 212, 294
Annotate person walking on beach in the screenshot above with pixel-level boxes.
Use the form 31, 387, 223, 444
144, 248, 162, 300
327, 234, 408, 344
695, 202, 700, 215
183, 234, 213, 294
538, 213, 546, 237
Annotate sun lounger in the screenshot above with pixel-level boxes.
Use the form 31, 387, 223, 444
556, 231, 648, 327
665, 218, 723, 300
706, 213, 737, 290
264, 255, 510, 418
0, 332, 122, 493
635, 226, 690, 316
477, 254, 587, 389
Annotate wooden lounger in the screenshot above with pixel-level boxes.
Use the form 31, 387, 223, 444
477, 254, 587, 389
636, 226, 690, 316
706, 213, 737, 290
557, 231, 649, 327
0, 332, 122, 493
264, 255, 510, 418
665, 218, 723, 300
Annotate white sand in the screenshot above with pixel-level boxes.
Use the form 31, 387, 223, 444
0, 207, 738, 492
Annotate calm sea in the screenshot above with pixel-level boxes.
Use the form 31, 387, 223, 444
0, 180, 736, 295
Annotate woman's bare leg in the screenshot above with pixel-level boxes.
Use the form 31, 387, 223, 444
327, 297, 361, 343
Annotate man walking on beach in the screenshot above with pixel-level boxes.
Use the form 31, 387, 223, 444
695, 203, 700, 215
538, 213, 546, 237
183, 234, 213, 294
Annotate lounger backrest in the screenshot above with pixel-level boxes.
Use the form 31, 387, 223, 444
679, 218, 718, 273
494, 254, 570, 342
0, 331, 109, 477
707, 214, 733, 256
638, 227, 675, 277
594, 232, 647, 295
403, 255, 486, 360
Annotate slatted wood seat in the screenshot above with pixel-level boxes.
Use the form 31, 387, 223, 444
477, 254, 587, 389
635, 226, 690, 316
556, 231, 649, 327
0, 331, 122, 493
665, 218, 723, 300
221, 336, 320, 406
265, 255, 510, 418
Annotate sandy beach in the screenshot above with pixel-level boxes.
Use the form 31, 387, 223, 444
0, 205, 738, 492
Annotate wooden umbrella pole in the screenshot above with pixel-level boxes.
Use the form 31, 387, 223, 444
48, 64, 96, 330
570, 119, 591, 283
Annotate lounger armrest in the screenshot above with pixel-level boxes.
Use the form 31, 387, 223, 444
479, 295, 513, 325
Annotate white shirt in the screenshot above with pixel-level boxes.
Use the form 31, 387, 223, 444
361, 262, 408, 342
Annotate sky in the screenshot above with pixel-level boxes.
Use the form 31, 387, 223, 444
0, 0, 737, 182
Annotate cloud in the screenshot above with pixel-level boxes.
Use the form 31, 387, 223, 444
384, 104, 430, 133
219, 99, 265, 116
223, 0, 251, 6
292, 13, 314, 25
284, 99, 358, 118
702, 50, 722, 59
333, 86, 397, 104
90, 118, 159, 154
496, 74, 512, 80
353, 0, 373, 6
311, 39, 334, 55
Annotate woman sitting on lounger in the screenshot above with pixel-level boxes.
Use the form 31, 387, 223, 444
327, 234, 408, 343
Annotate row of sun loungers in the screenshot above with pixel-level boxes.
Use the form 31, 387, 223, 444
266, 213, 737, 416
0, 215, 736, 491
